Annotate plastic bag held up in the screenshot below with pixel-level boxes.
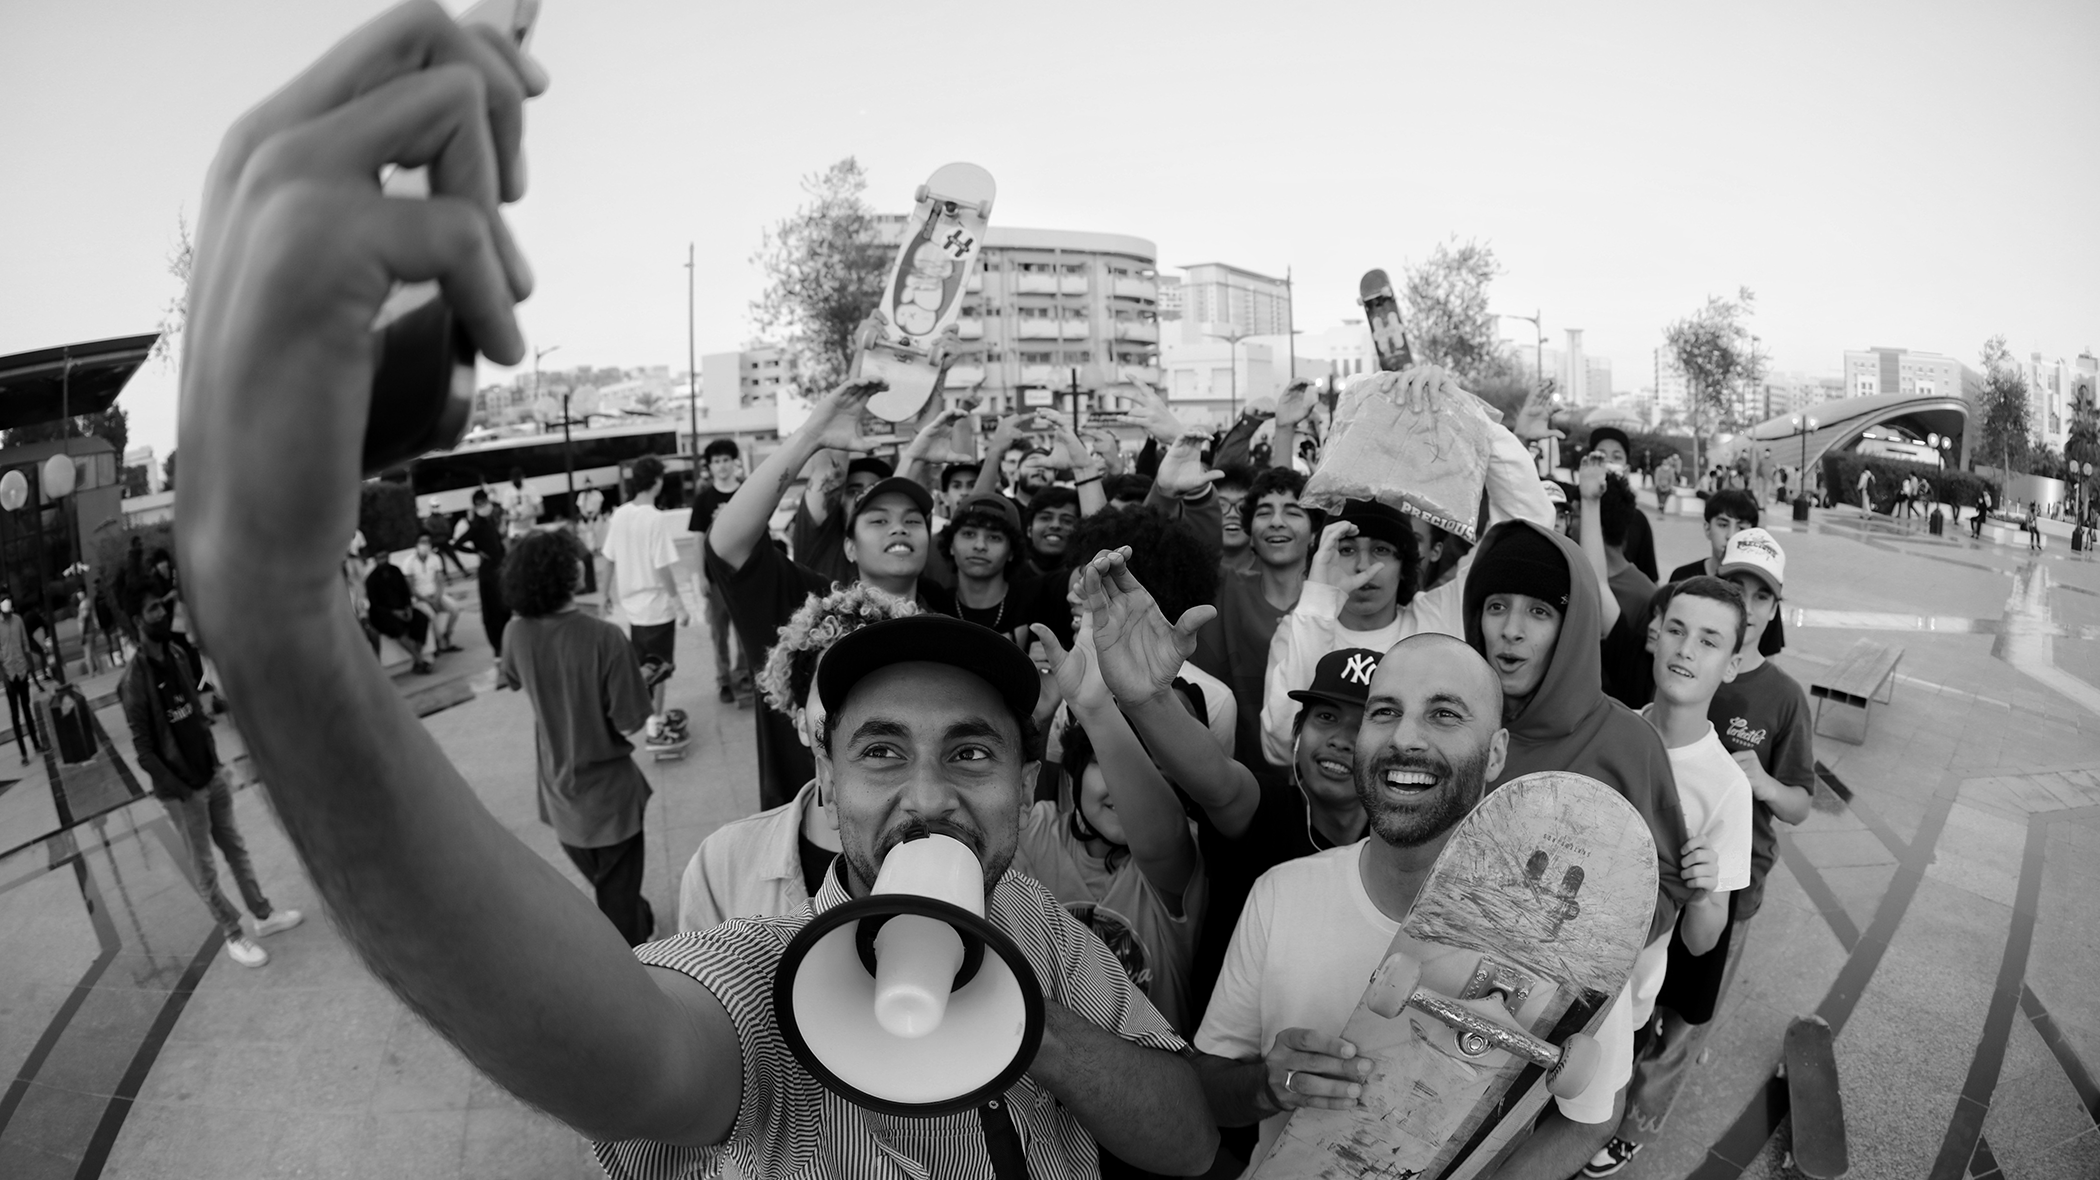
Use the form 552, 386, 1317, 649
1303, 369, 1500, 541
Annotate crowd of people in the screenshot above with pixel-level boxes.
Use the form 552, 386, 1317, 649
170, 10, 1844, 1180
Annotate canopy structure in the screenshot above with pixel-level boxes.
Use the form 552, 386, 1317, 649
0, 333, 159, 431
1745, 390, 1971, 472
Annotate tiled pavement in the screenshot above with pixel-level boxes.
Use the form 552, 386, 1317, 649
1, 516, 2095, 1178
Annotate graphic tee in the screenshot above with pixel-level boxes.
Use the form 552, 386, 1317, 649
1707, 659, 1816, 919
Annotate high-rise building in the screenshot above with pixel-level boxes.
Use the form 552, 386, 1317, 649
1156, 274, 1184, 321
1653, 349, 1690, 419
2018, 352, 2079, 448
1586, 358, 1614, 405
1561, 329, 1588, 405
1172, 262, 1291, 338
1840, 347, 1978, 403
873, 219, 1162, 416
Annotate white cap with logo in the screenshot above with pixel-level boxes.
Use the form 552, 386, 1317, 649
1718, 527, 1785, 594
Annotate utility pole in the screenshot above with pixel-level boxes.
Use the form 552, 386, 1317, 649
1285, 267, 1296, 383
1207, 327, 1254, 422
686, 243, 699, 496
535, 343, 567, 505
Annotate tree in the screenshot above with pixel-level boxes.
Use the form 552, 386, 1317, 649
149, 212, 194, 370
1975, 335, 2032, 475
5, 407, 128, 456
163, 450, 177, 490
750, 158, 891, 395
1400, 237, 1514, 386
1663, 288, 1763, 474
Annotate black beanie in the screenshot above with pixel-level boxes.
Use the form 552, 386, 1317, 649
1470, 526, 1571, 611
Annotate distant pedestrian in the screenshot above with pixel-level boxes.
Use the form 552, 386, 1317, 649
453, 490, 511, 654
0, 596, 41, 763
498, 466, 543, 540
685, 439, 749, 705
601, 455, 689, 752
121, 594, 302, 967
420, 497, 469, 578
1857, 468, 1874, 517
497, 529, 658, 946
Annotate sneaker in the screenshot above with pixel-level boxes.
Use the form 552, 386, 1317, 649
1581, 1138, 1642, 1177
253, 909, 304, 938
718, 684, 735, 704
225, 936, 269, 968
645, 729, 685, 751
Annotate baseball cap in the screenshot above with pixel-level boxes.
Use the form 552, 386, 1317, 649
815, 615, 1044, 736
1541, 480, 1569, 506
952, 493, 1022, 533
1287, 647, 1383, 711
1588, 425, 1632, 457
1335, 499, 1414, 552
848, 476, 935, 525
1718, 527, 1785, 594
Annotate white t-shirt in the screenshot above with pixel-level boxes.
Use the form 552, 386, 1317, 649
600, 502, 683, 626
1628, 714, 1754, 1023
402, 551, 447, 600
1195, 843, 1634, 1171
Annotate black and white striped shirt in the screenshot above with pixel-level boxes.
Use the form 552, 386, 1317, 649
593, 866, 1187, 1179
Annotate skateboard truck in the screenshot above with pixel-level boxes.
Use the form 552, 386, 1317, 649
1367, 956, 1599, 1101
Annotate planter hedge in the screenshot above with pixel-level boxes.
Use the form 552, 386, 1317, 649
1819, 452, 2000, 514
359, 480, 423, 555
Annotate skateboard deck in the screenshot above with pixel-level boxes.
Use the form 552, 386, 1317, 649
1784, 1015, 1847, 1178
860, 163, 996, 423
650, 735, 691, 762
1358, 269, 1413, 372
1256, 772, 1656, 1180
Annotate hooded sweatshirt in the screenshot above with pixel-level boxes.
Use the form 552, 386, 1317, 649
1464, 519, 1691, 942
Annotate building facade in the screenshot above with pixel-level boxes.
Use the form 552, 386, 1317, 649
1172, 262, 1291, 338
869, 220, 1162, 418
1840, 347, 1976, 404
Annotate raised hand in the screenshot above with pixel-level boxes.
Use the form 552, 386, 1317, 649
1577, 451, 1608, 502
1029, 623, 1112, 714
1126, 383, 1185, 444
1275, 379, 1317, 430
1085, 550, 1216, 707
180, 2, 545, 628
1511, 381, 1565, 444
1080, 426, 1127, 477
1153, 432, 1224, 499
1309, 520, 1386, 594
903, 407, 975, 466
806, 378, 900, 453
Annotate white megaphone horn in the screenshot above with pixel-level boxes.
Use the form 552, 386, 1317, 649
773, 833, 1045, 1117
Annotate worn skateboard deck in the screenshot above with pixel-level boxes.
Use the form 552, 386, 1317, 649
1256, 773, 1656, 1180
860, 163, 995, 422
650, 737, 690, 762
1358, 269, 1413, 372
1785, 1016, 1847, 1178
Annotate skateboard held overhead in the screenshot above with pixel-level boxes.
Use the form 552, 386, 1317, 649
859, 163, 996, 423
1358, 269, 1413, 373
1255, 772, 1656, 1180
1784, 1015, 1847, 1178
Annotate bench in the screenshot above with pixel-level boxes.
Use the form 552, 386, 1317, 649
1809, 639, 1904, 742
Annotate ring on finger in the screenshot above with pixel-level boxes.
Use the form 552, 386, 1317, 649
1283, 1069, 1298, 1094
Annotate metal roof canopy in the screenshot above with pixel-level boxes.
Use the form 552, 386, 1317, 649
0, 332, 159, 431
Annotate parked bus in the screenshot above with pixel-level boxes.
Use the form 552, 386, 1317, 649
393, 421, 691, 517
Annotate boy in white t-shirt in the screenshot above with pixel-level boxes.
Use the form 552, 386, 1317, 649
599, 456, 690, 748
1585, 575, 1752, 1176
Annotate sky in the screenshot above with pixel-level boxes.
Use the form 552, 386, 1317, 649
4, 0, 2097, 460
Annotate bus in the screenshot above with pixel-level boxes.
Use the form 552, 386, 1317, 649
393, 421, 693, 517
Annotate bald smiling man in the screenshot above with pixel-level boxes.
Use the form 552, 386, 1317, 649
1192, 634, 1640, 1179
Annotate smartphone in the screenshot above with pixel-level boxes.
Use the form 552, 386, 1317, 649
361, 0, 541, 475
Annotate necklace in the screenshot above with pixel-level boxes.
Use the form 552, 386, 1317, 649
954, 589, 1008, 632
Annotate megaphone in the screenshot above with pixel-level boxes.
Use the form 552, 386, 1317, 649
773, 833, 1044, 1117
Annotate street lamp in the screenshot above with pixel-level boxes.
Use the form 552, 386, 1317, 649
1205, 327, 1255, 421
1498, 311, 1546, 398
1789, 413, 1818, 522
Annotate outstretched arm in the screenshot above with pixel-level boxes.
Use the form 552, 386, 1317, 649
707, 378, 894, 572
176, 3, 735, 1146
1032, 623, 1197, 904
1082, 551, 1260, 837
1575, 454, 1619, 635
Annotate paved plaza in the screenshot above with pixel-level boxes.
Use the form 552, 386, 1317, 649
0, 513, 2095, 1179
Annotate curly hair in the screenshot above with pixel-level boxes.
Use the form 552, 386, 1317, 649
937, 506, 1024, 573
1239, 467, 1308, 531
1064, 504, 1218, 621
756, 584, 920, 715
500, 529, 588, 618
631, 454, 665, 492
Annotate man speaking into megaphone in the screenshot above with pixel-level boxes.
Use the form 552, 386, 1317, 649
169, 5, 1217, 1176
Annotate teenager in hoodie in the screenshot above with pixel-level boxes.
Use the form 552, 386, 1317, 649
1461, 519, 1692, 948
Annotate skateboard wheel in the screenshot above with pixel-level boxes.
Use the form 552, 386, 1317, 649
1547, 1032, 1601, 1100
914, 183, 929, 205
